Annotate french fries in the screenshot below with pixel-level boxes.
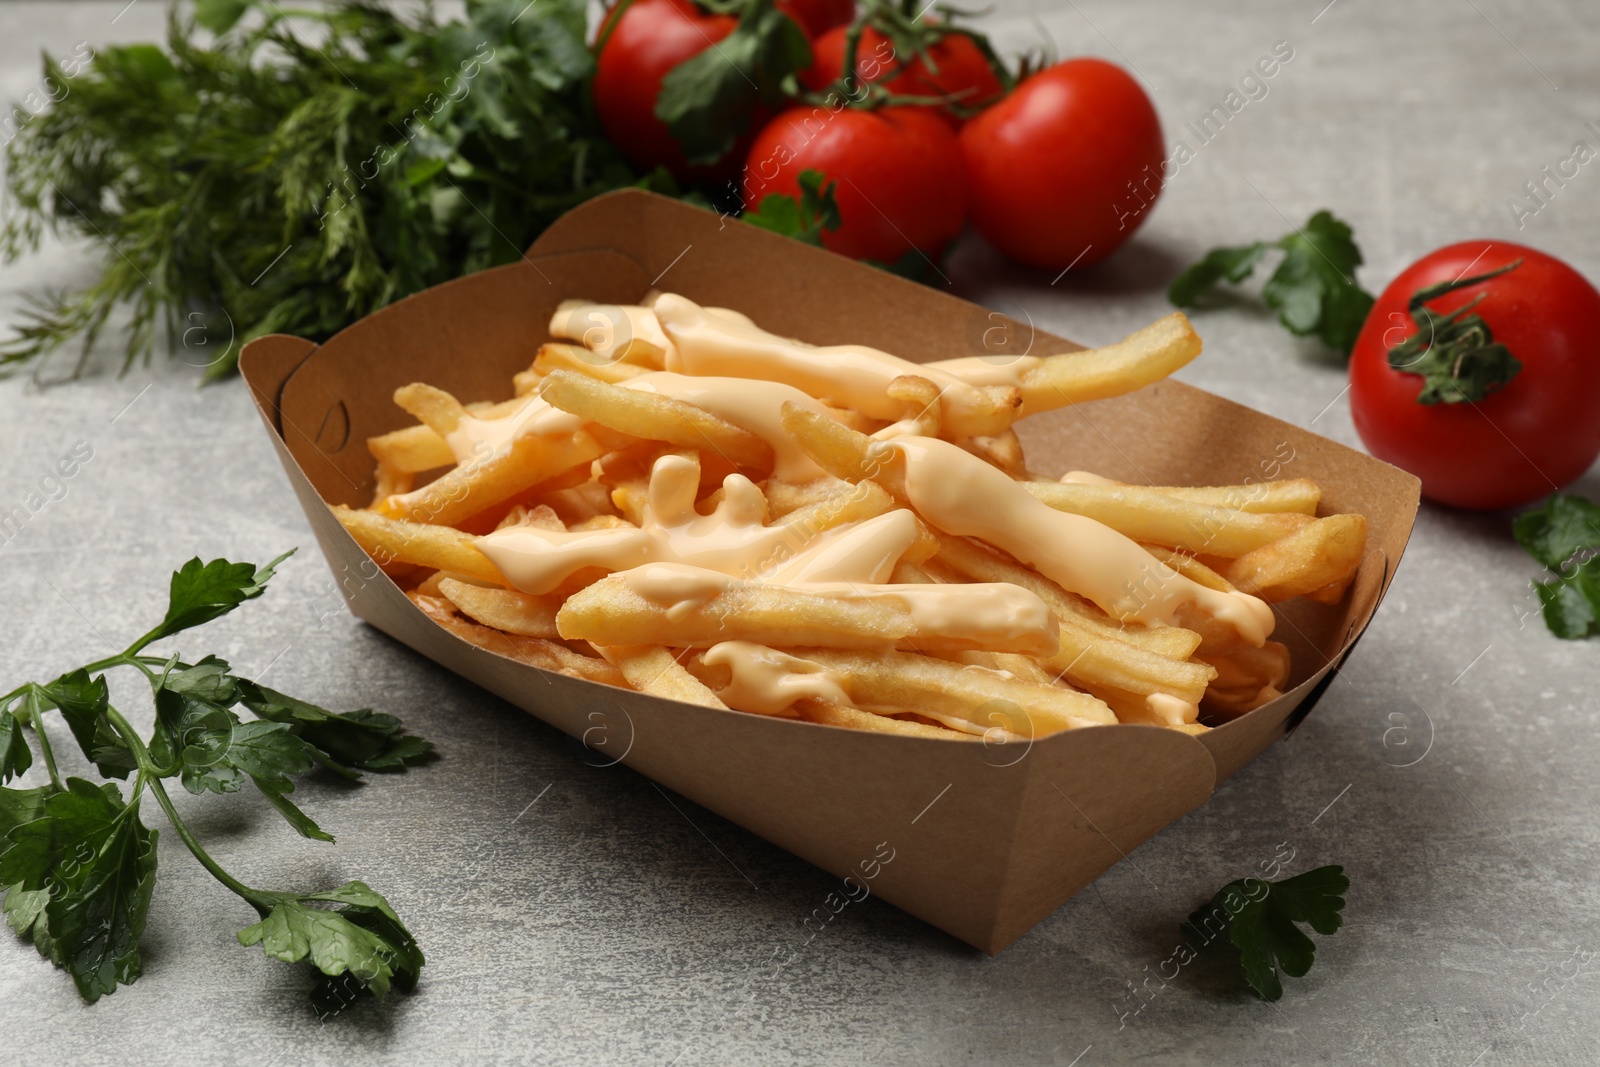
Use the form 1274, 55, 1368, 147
1021, 480, 1312, 558
538, 369, 773, 470
1015, 312, 1202, 414
597, 645, 727, 708
336, 293, 1370, 741
1221, 514, 1368, 602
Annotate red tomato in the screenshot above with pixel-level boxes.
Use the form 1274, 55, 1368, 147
959, 58, 1164, 270
801, 25, 1004, 122
1348, 241, 1600, 510
742, 106, 967, 263
593, 0, 741, 181
775, 0, 854, 39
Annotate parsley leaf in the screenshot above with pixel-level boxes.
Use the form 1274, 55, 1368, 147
655, 0, 812, 165
239, 881, 424, 1003
744, 169, 842, 246
0, 785, 54, 840
1514, 494, 1600, 639
41, 671, 137, 781
0, 708, 31, 782
237, 680, 436, 776
0, 778, 159, 1001
1169, 211, 1375, 356
137, 551, 292, 649
1184, 865, 1349, 1001
1514, 493, 1600, 571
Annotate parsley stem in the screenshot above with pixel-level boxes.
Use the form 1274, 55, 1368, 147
99, 701, 266, 913
144, 775, 264, 911
31, 717, 63, 792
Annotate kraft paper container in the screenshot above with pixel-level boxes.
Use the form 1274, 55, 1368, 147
240, 190, 1420, 955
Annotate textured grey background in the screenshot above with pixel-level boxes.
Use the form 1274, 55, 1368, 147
2, 1, 1598, 1064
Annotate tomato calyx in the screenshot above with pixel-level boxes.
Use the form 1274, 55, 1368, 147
1387, 260, 1525, 405
811, 0, 1014, 113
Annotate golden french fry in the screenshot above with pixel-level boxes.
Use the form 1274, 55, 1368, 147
1141, 544, 1235, 592
556, 575, 1057, 655
597, 645, 726, 708
792, 648, 1115, 734
1076, 476, 1323, 515
534, 342, 653, 383
1222, 514, 1367, 602
538, 480, 621, 525
1042, 622, 1215, 704
793, 698, 966, 739
410, 592, 626, 686
539, 369, 774, 471
1022, 480, 1312, 558
371, 463, 414, 505
940, 650, 1058, 687
438, 577, 561, 638
368, 424, 455, 473
513, 368, 542, 396
762, 477, 851, 517
376, 427, 614, 527
334, 505, 504, 585
777, 478, 896, 541
1303, 564, 1359, 604
962, 430, 1025, 476
881, 375, 943, 437
782, 401, 909, 495
393, 382, 469, 437
1019, 312, 1201, 413
1092, 684, 1198, 727
930, 531, 1201, 659
1200, 641, 1291, 718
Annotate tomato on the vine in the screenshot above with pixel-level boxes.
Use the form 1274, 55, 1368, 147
1348, 241, 1600, 511
959, 58, 1164, 270
742, 105, 967, 264
593, 0, 743, 181
775, 0, 855, 39
801, 25, 1004, 123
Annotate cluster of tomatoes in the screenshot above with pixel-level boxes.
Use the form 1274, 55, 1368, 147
593, 0, 1165, 272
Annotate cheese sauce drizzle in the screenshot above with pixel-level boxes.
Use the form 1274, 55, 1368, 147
702, 642, 850, 715
478, 454, 1057, 650
886, 435, 1276, 646
653, 293, 1006, 439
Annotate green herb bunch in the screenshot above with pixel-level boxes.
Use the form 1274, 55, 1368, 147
0, 550, 435, 1010
0, 0, 671, 380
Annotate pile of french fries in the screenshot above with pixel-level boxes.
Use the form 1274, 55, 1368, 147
334, 294, 1367, 742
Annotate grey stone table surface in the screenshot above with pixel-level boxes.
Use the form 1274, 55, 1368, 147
1, 1, 1598, 1064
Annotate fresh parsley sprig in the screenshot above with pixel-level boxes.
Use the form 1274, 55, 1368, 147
1514, 493, 1600, 639
1168, 210, 1375, 356
1183, 865, 1349, 1001
0, 551, 434, 1008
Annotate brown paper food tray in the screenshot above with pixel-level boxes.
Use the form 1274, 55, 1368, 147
239, 190, 1419, 955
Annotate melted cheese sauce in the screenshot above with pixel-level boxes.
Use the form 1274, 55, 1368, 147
549, 301, 673, 361
479, 455, 1057, 651
922, 354, 1042, 388
653, 294, 1008, 439
626, 372, 830, 481
703, 641, 849, 715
